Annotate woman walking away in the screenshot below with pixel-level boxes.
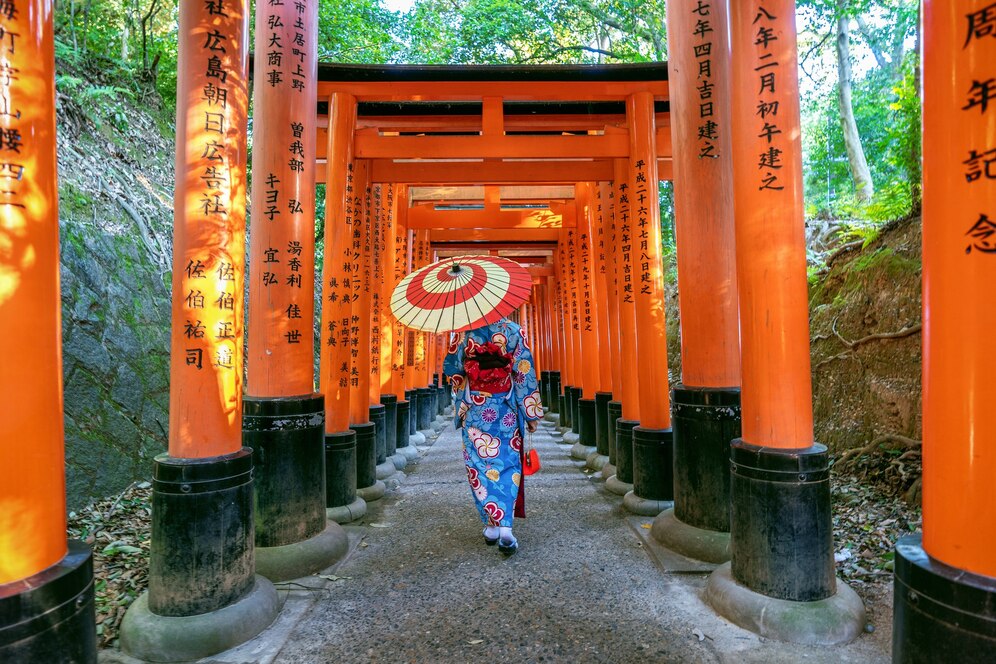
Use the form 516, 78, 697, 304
444, 317, 543, 556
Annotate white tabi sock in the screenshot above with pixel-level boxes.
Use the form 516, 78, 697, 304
499, 527, 514, 543
484, 526, 499, 540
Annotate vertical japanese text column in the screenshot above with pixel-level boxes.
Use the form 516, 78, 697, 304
0, 0, 96, 659
623, 93, 674, 516
705, 1, 864, 644
892, 3, 996, 659
654, 0, 742, 559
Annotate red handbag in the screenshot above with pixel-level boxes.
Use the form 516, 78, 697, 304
523, 434, 541, 476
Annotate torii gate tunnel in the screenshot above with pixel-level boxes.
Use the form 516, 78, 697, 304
1, 1, 994, 662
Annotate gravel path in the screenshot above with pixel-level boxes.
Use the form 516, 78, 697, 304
262, 421, 892, 664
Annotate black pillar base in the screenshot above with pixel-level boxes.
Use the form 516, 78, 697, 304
369, 404, 387, 465
405, 390, 418, 435
730, 439, 835, 601
380, 394, 398, 458
121, 449, 280, 661
416, 387, 434, 431
672, 386, 741, 533
0, 541, 96, 664
893, 534, 996, 663
353, 422, 378, 492
243, 394, 327, 548
549, 372, 561, 414
614, 419, 639, 484
571, 398, 597, 460
539, 371, 550, 409
570, 386, 581, 435
429, 385, 440, 419
607, 401, 623, 465
594, 392, 612, 456
624, 427, 673, 516
559, 389, 571, 428
436, 385, 445, 416
325, 430, 365, 523
148, 449, 256, 615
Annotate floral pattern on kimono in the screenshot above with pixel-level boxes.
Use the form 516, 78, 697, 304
444, 319, 543, 528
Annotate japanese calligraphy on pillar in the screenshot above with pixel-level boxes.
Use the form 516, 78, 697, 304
393, 198, 408, 384
247, 0, 316, 396
960, 3, 996, 253
616, 178, 633, 303
751, 3, 786, 191
633, 159, 653, 295
689, 0, 721, 158
579, 217, 593, 333
567, 229, 579, 332
370, 185, 382, 380
176, 0, 247, 378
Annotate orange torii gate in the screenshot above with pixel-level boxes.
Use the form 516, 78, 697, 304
10, 1, 996, 660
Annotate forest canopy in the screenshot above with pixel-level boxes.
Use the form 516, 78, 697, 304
52, 0, 921, 223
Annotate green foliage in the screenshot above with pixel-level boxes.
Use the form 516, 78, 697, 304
799, 0, 920, 222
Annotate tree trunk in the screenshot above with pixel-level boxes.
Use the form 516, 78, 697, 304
836, 11, 874, 204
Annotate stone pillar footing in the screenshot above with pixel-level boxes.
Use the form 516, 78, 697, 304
326, 496, 367, 524
605, 475, 633, 497
255, 521, 348, 582
586, 451, 609, 471
600, 462, 616, 480
409, 432, 427, 447
356, 479, 386, 503
651, 508, 730, 564
399, 443, 421, 460
0, 541, 96, 664
892, 534, 996, 662
570, 442, 595, 460
120, 577, 279, 663
623, 491, 672, 516
390, 453, 407, 471
376, 460, 398, 480
706, 563, 864, 646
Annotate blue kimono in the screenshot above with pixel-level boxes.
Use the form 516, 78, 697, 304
443, 319, 543, 528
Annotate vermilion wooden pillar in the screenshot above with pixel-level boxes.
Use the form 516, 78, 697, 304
121, 0, 280, 659
704, 0, 864, 644
589, 181, 615, 470
563, 224, 585, 449
893, 3, 996, 659
598, 179, 622, 479
0, 3, 96, 658
243, 0, 344, 581
544, 276, 562, 416
653, 0, 742, 565
574, 182, 601, 463
378, 184, 405, 471
606, 160, 641, 498
623, 93, 675, 517
318, 92, 367, 525
555, 244, 574, 429
367, 184, 394, 482
319, 92, 357, 435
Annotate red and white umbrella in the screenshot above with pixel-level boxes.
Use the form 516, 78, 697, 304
390, 255, 532, 333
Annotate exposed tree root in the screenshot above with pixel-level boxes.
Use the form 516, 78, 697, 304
813, 318, 921, 370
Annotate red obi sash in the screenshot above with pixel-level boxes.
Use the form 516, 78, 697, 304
463, 341, 513, 394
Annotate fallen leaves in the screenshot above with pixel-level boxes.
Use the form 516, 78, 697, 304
66, 482, 152, 649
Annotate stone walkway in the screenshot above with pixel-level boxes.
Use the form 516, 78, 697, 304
155, 420, 892, 664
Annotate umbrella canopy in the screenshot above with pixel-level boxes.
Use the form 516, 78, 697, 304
390, 255, 532, 333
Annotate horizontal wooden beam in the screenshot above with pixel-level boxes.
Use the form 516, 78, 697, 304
368, 159, 615, 184
316, 80, 668, 102
407, 204, 571, 230
315, 158, 674, 183
527, 265, 556, 277
430, 228, 561, 243
353, 133, 632, 160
